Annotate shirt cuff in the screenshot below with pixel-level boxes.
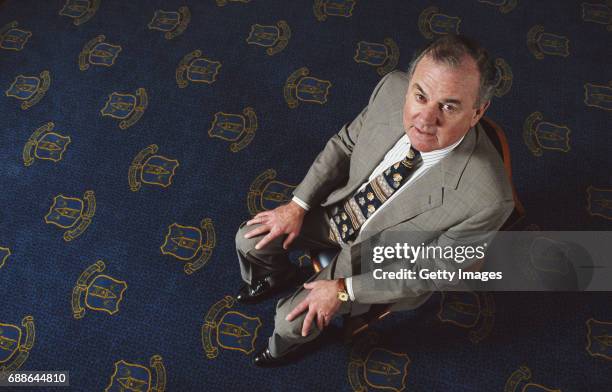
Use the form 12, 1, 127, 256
292, 196, 311, 211
345, 277, 356, 301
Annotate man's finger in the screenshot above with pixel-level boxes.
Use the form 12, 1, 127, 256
254, 231, 280, 250
302, 308, 316, 337
325, 315, 331, 327
254, 211, 271, 219
245, 218, 259, 226
246, 211, 270, 225
316, 313, 325, 331
303, 282, 315, 289
246, 215, 268, 226
286, 299, 309, 321
243, 225, 270, 239
282, 232, 297, 250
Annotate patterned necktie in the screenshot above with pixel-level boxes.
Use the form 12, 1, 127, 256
328, 146, 422, 244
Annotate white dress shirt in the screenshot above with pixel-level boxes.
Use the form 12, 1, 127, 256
293, 133, 464, 300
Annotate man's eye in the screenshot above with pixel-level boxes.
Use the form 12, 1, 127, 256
415, 94, 425, 102
442, 104, 456, 112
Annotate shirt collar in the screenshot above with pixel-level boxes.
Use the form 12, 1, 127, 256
403, 133, 466, 163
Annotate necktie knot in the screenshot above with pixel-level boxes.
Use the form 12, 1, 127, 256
407, 146, 417, 159
403, 146, 421, 168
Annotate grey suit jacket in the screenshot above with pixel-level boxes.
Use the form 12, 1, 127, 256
293, 71, 514, 310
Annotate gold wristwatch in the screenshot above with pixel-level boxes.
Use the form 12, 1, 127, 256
337, 278, 349, 302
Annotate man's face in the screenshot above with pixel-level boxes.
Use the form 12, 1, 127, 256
402, 54, 489, 152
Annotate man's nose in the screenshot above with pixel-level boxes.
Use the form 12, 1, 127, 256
420, 105, 438, 125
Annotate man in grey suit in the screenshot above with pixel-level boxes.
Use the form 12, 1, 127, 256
235, 34, 514, 366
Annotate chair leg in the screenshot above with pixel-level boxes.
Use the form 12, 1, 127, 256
342, 304, 393, 343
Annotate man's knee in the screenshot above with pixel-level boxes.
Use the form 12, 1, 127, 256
235, 221, 261, 254
274, 303, 306, 340
236, 221, 289, 257
273, 295, 321, 341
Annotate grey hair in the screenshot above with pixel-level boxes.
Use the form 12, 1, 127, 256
407, 34, 497, 108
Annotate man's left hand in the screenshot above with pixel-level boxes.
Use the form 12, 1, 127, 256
285, 279, 343, 337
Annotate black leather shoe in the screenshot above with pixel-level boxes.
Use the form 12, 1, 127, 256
237, 268, 306, 304
252, 347, 289, 367
236, 278, 275, 304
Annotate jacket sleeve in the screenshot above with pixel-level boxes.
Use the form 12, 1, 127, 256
292, 71, 396, 207
349, 199, 515, 304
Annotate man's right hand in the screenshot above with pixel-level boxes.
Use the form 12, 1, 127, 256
244, 201, 306, 251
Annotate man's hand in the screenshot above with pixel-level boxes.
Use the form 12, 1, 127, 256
244, 201, 306, 250
285, 280, 343, 336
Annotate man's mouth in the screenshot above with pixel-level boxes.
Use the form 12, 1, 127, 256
413, 126, 435, 136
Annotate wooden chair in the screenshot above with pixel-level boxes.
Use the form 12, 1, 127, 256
480, 117, 525, 230
309, 117, 525, 341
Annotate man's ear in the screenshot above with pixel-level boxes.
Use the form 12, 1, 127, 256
471, 100, 490, 127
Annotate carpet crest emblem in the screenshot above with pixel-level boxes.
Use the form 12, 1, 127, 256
148, 7, 190, 40
129, 145, 179, 191
59, 0, 100, 25
313, 0, 356, 21
354, 38, 399, 76
418, 7, 461, 39
478, 0, 517, 14
348, 332, 410, 392
247, 169, 297, 215
160, 218, 216, 275
527, 25, 570, 59
583, 82, 612, 111
246, 21, 290, 55
523, 112, 571, 157
0, 247, 10, 269
0, 21, 32, 51
176, 50, 221, 87
101, 88, 148, 129
23, 122, 71, 166
72, 261, 127, 318
493, 58, 513, 97
104, 356, 166, 392
79, 35, 122, 70
586, 318, 612, 360
45, 191, 95, 241
202, 296, 262, 358
208, 108, 257, 152
586, 186, 612, 220
438, 292, 495, 343
284, 67, 331, 108
5, 71, 51, 110
0, 316, 35, 372
504, 366, 561, 392
582, 3, 612, 31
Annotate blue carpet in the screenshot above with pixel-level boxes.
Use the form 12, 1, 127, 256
1, 0, 611, 391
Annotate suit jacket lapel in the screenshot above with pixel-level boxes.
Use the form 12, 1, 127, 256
341, 108, 406, 196
352, 109, 405, 185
